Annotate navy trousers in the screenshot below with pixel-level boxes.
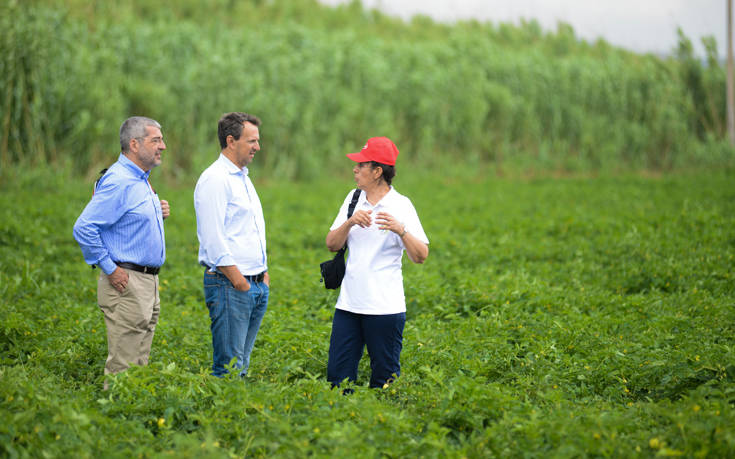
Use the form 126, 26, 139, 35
327, 308, 406, 388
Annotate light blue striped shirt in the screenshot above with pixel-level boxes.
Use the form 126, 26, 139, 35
73, 154, 165, 274
194, 154, 267, 275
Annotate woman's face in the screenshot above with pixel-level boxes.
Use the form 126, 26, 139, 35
353, 162, 378, 189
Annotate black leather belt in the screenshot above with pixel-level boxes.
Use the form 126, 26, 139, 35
204, 268, 265, 283
117, 262, 160, 275
244, 272, 266, 283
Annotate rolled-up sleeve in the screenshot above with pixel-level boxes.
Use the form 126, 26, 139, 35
194, 174, 235, 269
329, 192, 353, 231
72, 181, 126, 275
401, 200, 429, 246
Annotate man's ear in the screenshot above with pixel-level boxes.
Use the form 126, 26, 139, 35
128, 138, 139, 154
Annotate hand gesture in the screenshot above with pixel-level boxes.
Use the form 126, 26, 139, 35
349, 209, 373, 228
160, 199, 170, 219
375, 212, 404, 235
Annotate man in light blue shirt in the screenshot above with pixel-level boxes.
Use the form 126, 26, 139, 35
194, 112, 270, 377
73, 116, 169, 387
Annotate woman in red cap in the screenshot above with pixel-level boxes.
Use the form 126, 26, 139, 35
325, 137, 429, 390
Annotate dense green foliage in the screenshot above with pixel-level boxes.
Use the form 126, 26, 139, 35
1, 167, 734, 457
1, 0, 732, 179
2, 0, 734, 455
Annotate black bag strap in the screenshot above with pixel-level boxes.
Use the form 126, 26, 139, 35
346, 188, 361, 219
93, 167, 109, 194
338, 188, 362, 254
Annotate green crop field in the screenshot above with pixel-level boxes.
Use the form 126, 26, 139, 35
1, 168, 733, 457
2, 0, 735, 456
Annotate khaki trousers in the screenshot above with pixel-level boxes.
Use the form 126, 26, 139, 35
98, 269, 160, 381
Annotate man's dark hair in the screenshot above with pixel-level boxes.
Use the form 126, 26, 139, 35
369, 161, 396, 186
218, 112, 261, 149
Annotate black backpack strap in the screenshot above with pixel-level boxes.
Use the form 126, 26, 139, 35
338, 189, 362, 254
346, 188, 361, 219
93, 168, 109, 194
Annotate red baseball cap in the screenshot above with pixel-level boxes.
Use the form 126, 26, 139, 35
346, 137, 399, 166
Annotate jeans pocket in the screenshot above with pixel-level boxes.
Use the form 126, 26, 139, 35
229, 285, 255, 309
204, 284, 222, 320
260, 283, 270, 307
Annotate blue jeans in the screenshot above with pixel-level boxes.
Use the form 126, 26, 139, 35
327, 309, 406, 388
204, 270, 269, 377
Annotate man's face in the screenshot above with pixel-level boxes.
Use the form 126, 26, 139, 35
131, 126, 166, 171
229, 122, 260, 168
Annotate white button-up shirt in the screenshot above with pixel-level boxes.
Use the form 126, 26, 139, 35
194, 154, 267, 275
330, 187, 429, 315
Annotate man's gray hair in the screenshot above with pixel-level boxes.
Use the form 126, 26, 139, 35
120, 116, 161, 152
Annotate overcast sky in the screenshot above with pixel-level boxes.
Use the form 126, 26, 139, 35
319, 0, 727, 58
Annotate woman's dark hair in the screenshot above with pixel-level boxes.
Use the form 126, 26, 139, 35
370, 161, 395, 186
218, 112, 261, 149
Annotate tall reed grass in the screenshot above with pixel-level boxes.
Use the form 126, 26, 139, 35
1, 0, 731, 179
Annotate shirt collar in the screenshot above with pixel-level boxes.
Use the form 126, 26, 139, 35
218, 153, 249, 176
361, 186, 397, 208
118, 153, 150, 180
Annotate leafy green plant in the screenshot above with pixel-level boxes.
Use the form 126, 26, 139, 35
1, 166, 734, 456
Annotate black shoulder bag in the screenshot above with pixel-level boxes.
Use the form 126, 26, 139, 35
320, 189, 361, 289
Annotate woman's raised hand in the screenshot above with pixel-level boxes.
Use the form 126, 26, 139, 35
349, 209, 373, 228
375, 212, 403, 234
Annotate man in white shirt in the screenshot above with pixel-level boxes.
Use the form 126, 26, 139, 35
194, 112, 270, 377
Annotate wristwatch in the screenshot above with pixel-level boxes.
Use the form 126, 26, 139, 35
399, 225, 408, 238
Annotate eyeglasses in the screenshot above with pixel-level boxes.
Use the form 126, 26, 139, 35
136, 136, 164, 145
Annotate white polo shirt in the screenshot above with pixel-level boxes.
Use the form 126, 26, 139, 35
330, 187, 429, 315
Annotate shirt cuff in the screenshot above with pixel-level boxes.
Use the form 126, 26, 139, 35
99, 257, 117, 275
213, 254, 235, 268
